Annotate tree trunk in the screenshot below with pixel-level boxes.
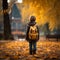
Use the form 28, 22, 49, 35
2, 0, 13, 40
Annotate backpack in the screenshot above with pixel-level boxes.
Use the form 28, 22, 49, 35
29, 25, 38, 40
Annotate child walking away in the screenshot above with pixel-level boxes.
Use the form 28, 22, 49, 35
26, 16, 39, 55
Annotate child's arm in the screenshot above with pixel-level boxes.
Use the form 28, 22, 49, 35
26, 25, 30, 41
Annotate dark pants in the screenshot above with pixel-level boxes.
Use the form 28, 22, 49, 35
29, 42, 36, 54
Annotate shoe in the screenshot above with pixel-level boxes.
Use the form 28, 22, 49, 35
33, 50, 36, 54
30, 50, 33, 55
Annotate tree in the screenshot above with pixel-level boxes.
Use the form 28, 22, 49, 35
2, 0, 13, 40
44, 23, 50, 35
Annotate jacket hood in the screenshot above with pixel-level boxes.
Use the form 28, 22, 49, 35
28, 21, 36, 26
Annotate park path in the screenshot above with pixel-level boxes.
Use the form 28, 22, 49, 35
0, 40, 60, 60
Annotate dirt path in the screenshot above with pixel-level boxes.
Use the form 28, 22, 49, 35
0, 41, 60, 60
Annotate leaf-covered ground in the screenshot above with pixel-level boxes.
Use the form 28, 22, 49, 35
0, 40, 60, 60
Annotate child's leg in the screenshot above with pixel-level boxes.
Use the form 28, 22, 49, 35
29, 42, 33, 55
32, 42, 36, 54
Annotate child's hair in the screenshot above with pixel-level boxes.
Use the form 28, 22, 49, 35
30, 16, 36, 22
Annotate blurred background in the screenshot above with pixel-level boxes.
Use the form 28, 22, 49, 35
0, 0, 60, 40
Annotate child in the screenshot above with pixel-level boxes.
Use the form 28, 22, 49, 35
26, 16, 39, 55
